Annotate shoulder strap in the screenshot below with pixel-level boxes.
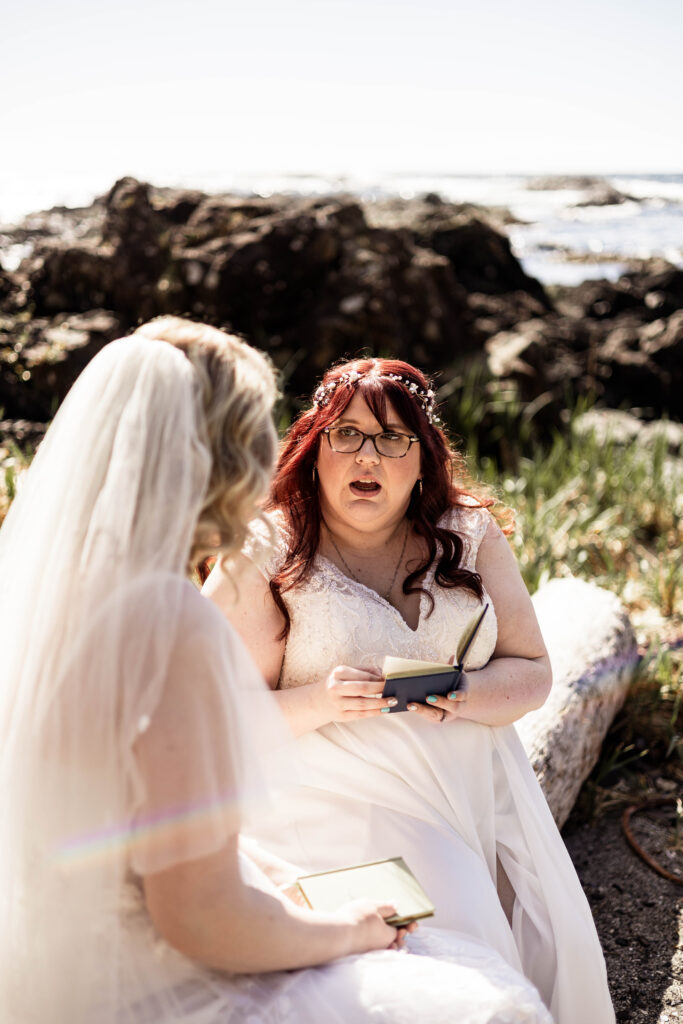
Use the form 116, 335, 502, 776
242, 509, 289, 579
444, 505, 491, 571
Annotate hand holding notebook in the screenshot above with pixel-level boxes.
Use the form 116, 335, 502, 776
296, 857, 435, 927
381, 603, 489, 712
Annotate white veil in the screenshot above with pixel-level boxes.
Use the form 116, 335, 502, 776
0, 336, 291, 1022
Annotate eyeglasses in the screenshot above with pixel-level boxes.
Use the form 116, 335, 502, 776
322, 426, 419, 458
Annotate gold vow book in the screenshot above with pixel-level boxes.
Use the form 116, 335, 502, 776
296, 856, 435, 927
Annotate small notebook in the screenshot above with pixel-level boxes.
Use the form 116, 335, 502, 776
296, 856, 435, 927
381, 604, 489, 712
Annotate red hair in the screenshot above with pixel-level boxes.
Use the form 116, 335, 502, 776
268, 357, 499, 638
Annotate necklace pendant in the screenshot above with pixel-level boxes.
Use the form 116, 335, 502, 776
325, 520, 409, 602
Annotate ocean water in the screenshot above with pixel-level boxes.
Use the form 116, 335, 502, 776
1, 172, 681, 286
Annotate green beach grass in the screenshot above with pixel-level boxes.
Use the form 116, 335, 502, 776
439, 373, 682, 813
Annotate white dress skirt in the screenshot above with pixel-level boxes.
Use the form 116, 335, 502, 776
241, 506, 616, 1024
119, 853, 553, 1024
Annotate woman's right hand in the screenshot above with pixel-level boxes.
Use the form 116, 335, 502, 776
316, 665, 397, 723
337, 900, 415, 954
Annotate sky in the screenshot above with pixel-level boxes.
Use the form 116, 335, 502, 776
2, 0, 682, 217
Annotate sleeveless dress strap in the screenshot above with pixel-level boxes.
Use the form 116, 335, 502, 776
243, 509, 289, 579
443, 504, 492, 572
245, 506, 492, 579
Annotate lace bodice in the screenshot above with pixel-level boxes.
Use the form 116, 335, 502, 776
246, 506, 497, 687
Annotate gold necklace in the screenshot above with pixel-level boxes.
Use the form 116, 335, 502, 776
325, 522, 409, 602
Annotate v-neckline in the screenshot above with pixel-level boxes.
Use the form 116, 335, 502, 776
315, 553, 435, 634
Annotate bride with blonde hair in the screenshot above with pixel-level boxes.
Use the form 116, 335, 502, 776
0, 317, 552, 1023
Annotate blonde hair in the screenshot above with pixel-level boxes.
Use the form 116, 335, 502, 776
134, 317, 278, 565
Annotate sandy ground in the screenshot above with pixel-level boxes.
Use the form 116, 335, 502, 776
564, 794, 683, 1024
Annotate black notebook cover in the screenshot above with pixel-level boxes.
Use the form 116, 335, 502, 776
382, 667, 463, 712
381, 603, 488, 713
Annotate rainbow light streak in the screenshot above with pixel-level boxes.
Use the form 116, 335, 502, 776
53, 791, 242, 871
48, 637, 682, 870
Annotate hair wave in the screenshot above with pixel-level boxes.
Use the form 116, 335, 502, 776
135, 317, 278, 569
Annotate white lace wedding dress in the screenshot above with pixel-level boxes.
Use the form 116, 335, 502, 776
243, 506, 616, 1024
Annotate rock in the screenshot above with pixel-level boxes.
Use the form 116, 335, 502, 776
165, 196, 478, 395
526, 175, 608, 192
486, 296, 683, 421
573, 184, 639, 208
468, 290, 551, 338
179, 194, 282, 246
0, 310, 124, 420
485, 316, 594, 425
520, 263, 683, 418
520, 578, 638, 827
0, 202, 105, 247
559, 262, 683, 322
282, 234, 475, 387
427, 216, 550, 305
164, 199, 346, 356
526, 175, 639, 207
364, 196, 550, 307
22, 180, 197, 323
599, 310, 683, 417
528, 174, 622, 192
2, 179, 681, 432
557, 279, 645, 321
101, 177, 171, 319
5, 183, 483, 412
149, 187, 205, 225
25, 241, 115, 315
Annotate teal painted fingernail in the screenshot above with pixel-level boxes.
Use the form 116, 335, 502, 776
381, 707, 391, 713
448, 691, 459, 701
426, 695, 438, 704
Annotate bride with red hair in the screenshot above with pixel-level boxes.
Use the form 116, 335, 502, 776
205, 356, 615, 1024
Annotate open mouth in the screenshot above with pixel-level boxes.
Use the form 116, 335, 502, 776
350, 479, 381, 496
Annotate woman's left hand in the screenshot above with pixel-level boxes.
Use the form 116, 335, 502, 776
406, 672, 469, 724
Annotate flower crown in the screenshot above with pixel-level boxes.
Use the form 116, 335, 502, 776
312, 370, 440, 425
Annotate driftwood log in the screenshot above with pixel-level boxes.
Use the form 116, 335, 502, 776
518, 578, 638, 827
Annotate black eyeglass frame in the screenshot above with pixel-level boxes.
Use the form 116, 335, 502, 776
322, 426, 420, 459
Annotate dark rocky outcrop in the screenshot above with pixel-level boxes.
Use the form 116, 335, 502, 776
0, 178, 680, 431
526, 175, 606, 191
526, 176, 640, 208
485, 295, 683, 422
25, 242, 116, 316
1, 184, 488, 414
572, 184, 638, 208
366, 197, 550, 306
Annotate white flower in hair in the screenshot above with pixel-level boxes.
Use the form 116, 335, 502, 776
312, 369, 439, 424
